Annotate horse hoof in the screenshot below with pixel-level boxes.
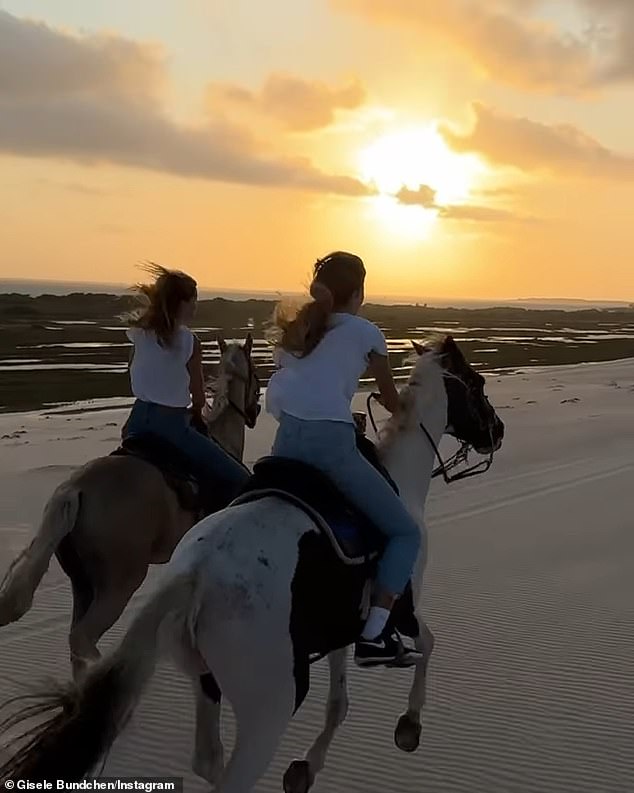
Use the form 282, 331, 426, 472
394, 714, 422, 753
283, 760, 313, 793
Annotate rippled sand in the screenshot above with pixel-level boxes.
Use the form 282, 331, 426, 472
1, 359, 633, 792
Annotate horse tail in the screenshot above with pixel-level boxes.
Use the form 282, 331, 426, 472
0, 571, 198, 783
0, 483, 81, 627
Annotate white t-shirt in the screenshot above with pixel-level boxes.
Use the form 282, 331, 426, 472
266, 313, 388, 424
126, 326, 194, 408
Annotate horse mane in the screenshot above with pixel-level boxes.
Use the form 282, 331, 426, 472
204, 344, 243, 422
376, 337, 445, 452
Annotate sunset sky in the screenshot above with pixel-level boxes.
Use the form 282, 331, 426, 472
2, 1, 634, 301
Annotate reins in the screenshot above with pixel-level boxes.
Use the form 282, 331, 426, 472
366, 392, 494, 485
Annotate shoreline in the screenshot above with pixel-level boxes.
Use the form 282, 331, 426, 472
1, 292, 633, 413
1, 356, 633, 419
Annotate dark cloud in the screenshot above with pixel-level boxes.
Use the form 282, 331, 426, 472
0, 11, 370, 197
0, 9, 162, 98
396, 184, 532, 222
440, 102, 634, 180
396, 185, 436, 208
334, 0, 634, 93
580, 0, 634, 83
210, 73, 366, 131
333, 0, 592, 93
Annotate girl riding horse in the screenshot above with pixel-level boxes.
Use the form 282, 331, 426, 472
124, 263, 248, 499
266, 251, 424, 667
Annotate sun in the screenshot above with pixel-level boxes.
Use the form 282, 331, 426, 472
358, 124, 484, 237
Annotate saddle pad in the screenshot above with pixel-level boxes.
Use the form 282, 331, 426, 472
234, 456, 385, 565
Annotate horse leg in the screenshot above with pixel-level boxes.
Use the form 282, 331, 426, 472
283, 648, 349, 793
56, 536, 94, 675
394, 613, 435, 753
214, 668, 295, 793
69, 568, 147, 680
191, 674, 224, 785
68, 575, 94, 674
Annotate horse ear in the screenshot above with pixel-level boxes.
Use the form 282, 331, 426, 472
442, 335, 465, 367
243, 333, 253, 357
217, 334, 228, 355
410, 340, 425, 356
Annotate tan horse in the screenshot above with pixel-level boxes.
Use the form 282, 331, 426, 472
0, 336, 260, 678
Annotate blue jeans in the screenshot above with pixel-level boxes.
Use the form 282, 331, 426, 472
272, 414, 423, 595
125, 400, 249, 497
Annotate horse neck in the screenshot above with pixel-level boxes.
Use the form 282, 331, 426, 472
378, 377, 447, 523
207, 379, 247, 460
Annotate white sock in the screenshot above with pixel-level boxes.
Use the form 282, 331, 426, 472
361, 607, 391, 641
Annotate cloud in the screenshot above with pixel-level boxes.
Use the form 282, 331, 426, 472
475, 185, 522, 198
396, 184, 532, 223
396, 185, 436, 208
209, 73, 366, 131
440, 102, 634, 180
437, 205, 533, 223
334, 0, 634, 93
0, 9, 163, 98
0, 11, 369, 197
579, 0, 634, 84
333, 0, 593, 93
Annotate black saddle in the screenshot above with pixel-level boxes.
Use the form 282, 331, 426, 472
233, 431, 398, 565
235, 456, 384, 564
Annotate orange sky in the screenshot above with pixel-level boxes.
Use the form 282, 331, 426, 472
1, 1, 634, 301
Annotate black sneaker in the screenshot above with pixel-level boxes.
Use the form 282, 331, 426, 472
354, 631, 423, 668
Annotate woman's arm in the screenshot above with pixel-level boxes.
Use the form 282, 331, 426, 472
187, 335, 206, 412
368, 351, 400, 414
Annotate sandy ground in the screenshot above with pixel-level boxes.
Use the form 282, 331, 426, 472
1, 360, 633, 792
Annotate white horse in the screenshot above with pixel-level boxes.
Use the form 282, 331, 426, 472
0, 336, 504, 793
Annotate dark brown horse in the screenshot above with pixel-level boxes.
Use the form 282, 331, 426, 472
0, 336, 260, 678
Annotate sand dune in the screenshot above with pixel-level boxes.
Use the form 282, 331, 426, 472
1, 360, 633, 792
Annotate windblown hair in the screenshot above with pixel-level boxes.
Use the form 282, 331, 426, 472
126, 262, 197, 347
269, 251, 366, 357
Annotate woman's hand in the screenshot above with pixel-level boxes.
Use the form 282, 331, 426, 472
368, 353, 400, 414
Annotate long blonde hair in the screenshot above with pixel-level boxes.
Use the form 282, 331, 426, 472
127, 262, 197, 347
270, 251, 365, 357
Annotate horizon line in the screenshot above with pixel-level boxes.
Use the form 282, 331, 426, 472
0, 277, 632, 306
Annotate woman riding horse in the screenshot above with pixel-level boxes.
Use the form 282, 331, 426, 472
123, 263, 249, 499
266, 251, 424, 668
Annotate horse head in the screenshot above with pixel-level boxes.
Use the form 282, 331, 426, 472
401, 336, 504, 476
413, 335, 504, 454
206, 334, 261, 429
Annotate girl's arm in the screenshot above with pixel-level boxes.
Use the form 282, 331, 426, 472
187, 335, 206, 413
368, 351, 400, 414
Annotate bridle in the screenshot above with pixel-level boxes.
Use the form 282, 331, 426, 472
366, 377, 495, 485
225, 349, 261, 429
417, 421, 494, 483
